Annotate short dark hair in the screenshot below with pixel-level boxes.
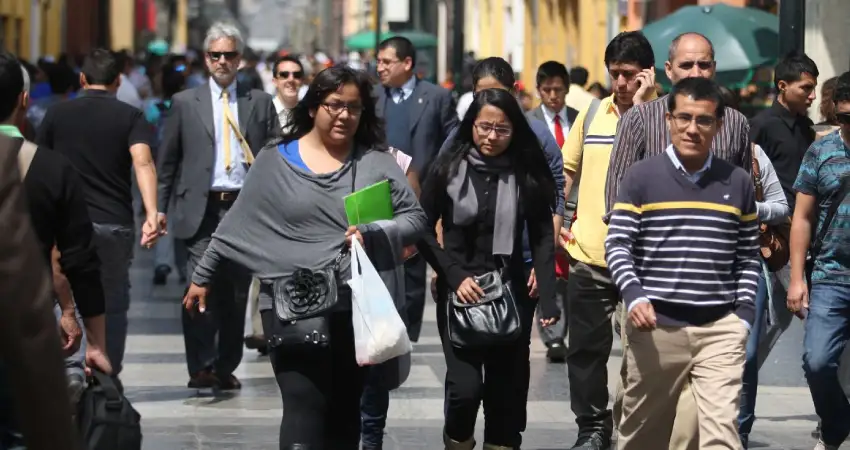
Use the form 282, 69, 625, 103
667, 77, 726, 119
569, 67, 589, 87
605, 31, 654, 70
378, 36, 416, 68
668, 32, 715, 62
273, 55, 304, 75
773, 52, 819, 90
45, 63, 76, 95
82, 48, 121, 85
472, 57, 515, 91
0, 51, 23, 122
536, 61, 569, 87
833, 71, 850, 104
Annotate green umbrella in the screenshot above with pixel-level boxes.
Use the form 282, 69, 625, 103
344, 30, 438, 51
642, 3, 778, 87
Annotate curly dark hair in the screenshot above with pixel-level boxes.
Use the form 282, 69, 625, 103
279, 64, 387, 152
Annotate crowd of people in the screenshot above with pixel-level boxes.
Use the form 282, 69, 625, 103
0, 18, 848, 450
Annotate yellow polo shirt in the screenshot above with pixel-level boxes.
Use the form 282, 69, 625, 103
562, 94, 620, 267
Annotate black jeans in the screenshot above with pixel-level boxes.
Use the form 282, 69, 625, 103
262, 310, 366, 450
438, 288, 536, 448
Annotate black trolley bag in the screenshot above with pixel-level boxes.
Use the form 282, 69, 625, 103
77, 369, 142, 450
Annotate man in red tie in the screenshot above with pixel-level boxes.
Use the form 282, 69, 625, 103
526, 61, 579, 362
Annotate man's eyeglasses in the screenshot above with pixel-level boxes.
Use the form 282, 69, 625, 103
207, 51, 239, 61
321, 102, 363, 117
474, 122, 513, 138
677, 61, 714, 71
277, 70, 304, 80
836, 112, 850, 125
670, 113, 717, 131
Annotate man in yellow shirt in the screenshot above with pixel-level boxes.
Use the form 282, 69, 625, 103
559, 31, 656, 450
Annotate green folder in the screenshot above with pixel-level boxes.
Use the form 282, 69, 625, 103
344, 179, 393, 225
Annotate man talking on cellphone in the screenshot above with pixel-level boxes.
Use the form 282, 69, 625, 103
602, 32, 752, 449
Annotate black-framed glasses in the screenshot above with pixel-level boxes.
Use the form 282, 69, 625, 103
836, 112, 850, 125
277, 70, 304, 80
677, 61, 714, 71
474, 121, 512, 138
671, 113, 717, 131
321, 102, 363, 117
207, 51, 239, 61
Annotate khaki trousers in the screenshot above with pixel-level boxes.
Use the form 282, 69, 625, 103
617, 313, 747, 450
613, 303, 699, 450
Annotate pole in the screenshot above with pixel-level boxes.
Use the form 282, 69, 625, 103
452, 0, 464, 93
778, 0, 804, 56
374, 0, 382, 57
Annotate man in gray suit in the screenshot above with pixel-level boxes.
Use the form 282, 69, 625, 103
157, 22, 279, 390
363, 36, 458, 449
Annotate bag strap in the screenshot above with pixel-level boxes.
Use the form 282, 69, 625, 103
567, 98, 602, 217
811, 174, 850, 259
582, 98, 602, 139
16, 140, 37, 180
751, 143, 764, 202
90, 369, 124, 408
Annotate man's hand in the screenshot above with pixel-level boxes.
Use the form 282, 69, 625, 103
140, 215, 159, 248
629, 302, 657, 330
558, 227, 574, 250
84, 345, 113, 376
157, 212, 168, 236
633, 68, 656, 106
527, 269, 539, 298
430, 272, 439, 299
58, 309, 82, 356
786, 278, 809, 320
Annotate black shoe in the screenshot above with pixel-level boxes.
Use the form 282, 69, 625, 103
570, 433, 609, 450
153, 265, 171, 285
546, 340, 567, 363
812, 421, 822, 439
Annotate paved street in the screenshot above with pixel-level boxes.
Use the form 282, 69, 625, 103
125, 246, 821, 449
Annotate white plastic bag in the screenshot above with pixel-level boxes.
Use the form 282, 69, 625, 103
348, 239, 413, 366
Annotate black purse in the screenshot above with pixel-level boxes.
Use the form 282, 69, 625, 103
447, 268, 521, 348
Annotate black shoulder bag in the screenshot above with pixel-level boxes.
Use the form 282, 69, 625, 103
266, 158, 357, 350
77, 370, 142, 450
806, 174, 850, 287
447, 260, 521, 349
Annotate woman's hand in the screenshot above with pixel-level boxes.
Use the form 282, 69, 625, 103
455, 277, 485, 303
183, 283, 209, 314
539, 316, 559, 327
345, 226, 364, 246
527, 269, 538, 298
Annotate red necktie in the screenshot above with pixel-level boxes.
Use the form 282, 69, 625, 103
553, 114, 565, 148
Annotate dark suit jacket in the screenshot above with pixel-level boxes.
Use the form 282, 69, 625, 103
0, 135, 79, 450
374, 78, 458, 180
526, 105, 580, 133
157, 81, 280, 239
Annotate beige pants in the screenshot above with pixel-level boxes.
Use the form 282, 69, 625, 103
245, 277, 263, 337
613, 304, 699, 450
617, 313, 747, 450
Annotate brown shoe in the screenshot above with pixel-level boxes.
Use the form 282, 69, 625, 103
217, 373, 242, 391
244, 335, 266, 349
187, 369, 218, 389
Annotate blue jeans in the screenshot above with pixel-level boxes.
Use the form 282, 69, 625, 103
361, 364, 389, 448
53, 304, 86, 381
803, 282, 850, 446
738, 272, 768, 444
92, 223, 134, 376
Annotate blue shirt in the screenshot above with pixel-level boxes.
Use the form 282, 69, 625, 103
793, 130, 850, 285
277, 141, 311, 172
665, 145, 713, 183
210, 81, 248, 191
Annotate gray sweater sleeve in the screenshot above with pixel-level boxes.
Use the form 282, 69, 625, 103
754, 144, 790, 224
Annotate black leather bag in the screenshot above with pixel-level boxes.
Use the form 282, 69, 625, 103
447, 269, 521, 348
267, 248, 347, 350
77, 370, 142, 450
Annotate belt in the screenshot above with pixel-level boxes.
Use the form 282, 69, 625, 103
209, 190, 240, 202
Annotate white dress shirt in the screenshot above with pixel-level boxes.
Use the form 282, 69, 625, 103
540, 104, 570, 138
210, 81, 248, 191
273, 96, 293, 130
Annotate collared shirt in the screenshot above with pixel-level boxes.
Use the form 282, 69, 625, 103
273, 96, 293, 130
750, 101, 815, 209
606, 94, 751, 212
541, 104, 570, 139
392, 75, 417, 104
0, 124, 23, 139
665, 144, 713, 183
210, 80, 247, 191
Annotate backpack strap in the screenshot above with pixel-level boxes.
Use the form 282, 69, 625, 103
582, 98, 602, 139
566, 98, 603, 218
16, 140, 37, 180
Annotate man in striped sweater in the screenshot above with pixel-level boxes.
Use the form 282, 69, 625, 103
605, 77, 760, 449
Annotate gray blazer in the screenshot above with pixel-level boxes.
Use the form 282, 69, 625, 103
374, 79, 458, 179
157, 81, 280, 239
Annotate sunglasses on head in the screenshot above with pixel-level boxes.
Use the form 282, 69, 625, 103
207, 51, 239, 61
836, 112, 850, 125
277, 70, 304, 79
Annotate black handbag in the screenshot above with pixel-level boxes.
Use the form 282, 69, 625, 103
447, 269, 521, 348
77, 369, 142, 450
266, 248, 347, 350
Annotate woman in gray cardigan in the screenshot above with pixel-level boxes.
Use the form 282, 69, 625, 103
183, 66, 427, 450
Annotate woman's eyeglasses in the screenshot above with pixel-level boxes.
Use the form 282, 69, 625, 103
207, 51, 239, 61
321, 102, 363, 117
277, 71, 304, 80
474, 122, 512, 138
